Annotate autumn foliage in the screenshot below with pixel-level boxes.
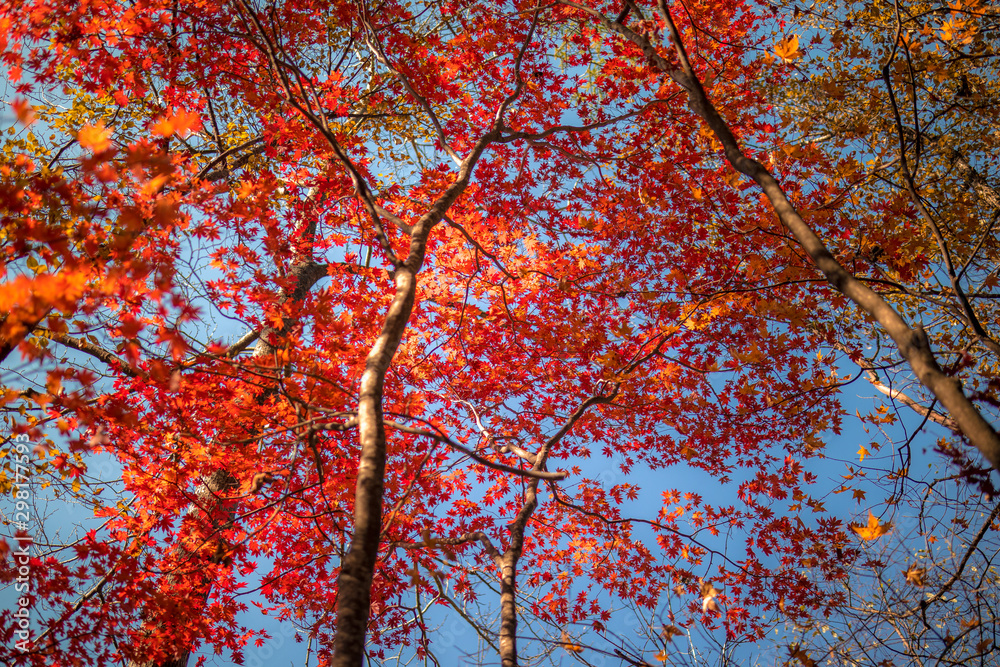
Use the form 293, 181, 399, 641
2, 0, 999, 666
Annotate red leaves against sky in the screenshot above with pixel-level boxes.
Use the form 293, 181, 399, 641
0, 0, 864, 664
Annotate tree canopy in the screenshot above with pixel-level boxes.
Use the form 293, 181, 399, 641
1, 0, 999, 666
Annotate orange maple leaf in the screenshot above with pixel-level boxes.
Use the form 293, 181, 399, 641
10, 98, 35, 125
151, 108, 202, 138
852, 511, 892, 541
700, 579, 721, 614
560, 629, 584, 653
775, 35, 802, 62
78, 123, 112, 152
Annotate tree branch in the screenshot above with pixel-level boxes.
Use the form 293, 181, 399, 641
37, 329, 140, 377
390, 531, 503, 566
383, 419, 565, 480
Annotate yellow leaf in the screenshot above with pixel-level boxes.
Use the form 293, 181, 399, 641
775, 35, 802, 62
858, 445, 869, 462
852, 511, 892, 541
655, 649, 669, 662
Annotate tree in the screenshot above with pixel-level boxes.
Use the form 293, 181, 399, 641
1, 1, 998, 666
759, 1, 1000, 664
769, 0, 1000, 475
